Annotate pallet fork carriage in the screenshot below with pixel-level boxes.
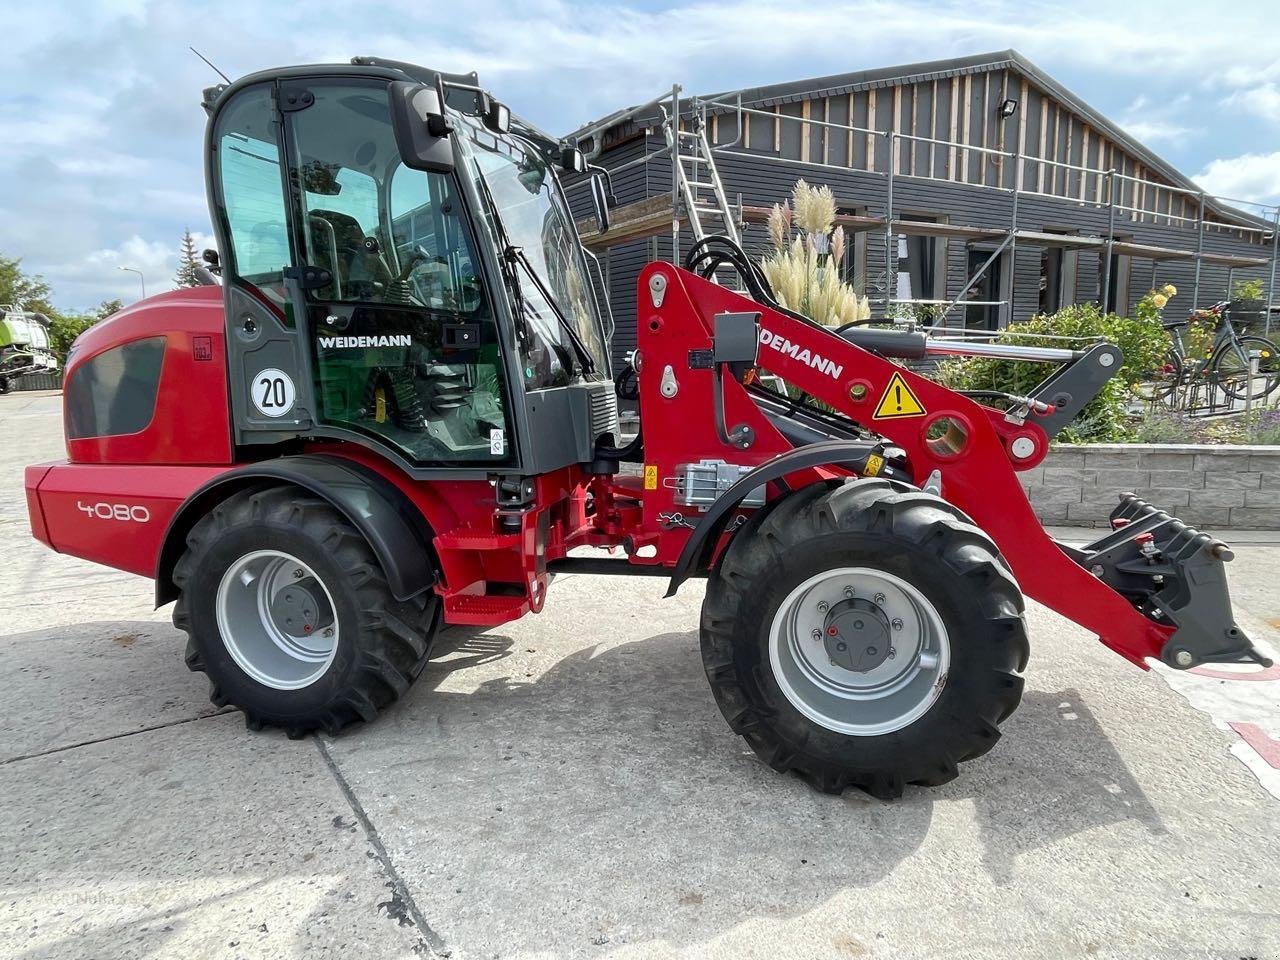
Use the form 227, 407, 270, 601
24, 58, 1269, 797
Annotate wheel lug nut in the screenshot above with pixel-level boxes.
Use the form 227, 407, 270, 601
324, 628, 334, 638
888, 646, 897, 659
874, 593, 886, 605
816, 600, 829, 613
891, 618, 903, 630
811, 629, 822, 641
293, 568, 305, 579
843, 587, 855, 599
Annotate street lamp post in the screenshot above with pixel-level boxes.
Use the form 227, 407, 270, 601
118, 266, 146, 299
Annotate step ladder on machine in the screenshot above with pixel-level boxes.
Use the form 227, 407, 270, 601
659, 98, 741, 278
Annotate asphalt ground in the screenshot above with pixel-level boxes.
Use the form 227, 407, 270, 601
2, 389, 1278, 960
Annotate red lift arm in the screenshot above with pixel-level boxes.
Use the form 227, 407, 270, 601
632, 263, 1263, 671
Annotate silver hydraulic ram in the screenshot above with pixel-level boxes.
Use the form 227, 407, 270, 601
839, 326, 1123, 437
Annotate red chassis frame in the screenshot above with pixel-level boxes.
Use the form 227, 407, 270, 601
27, 268, 1171, 667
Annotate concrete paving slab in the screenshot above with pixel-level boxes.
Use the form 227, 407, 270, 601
0, 715, 428, 959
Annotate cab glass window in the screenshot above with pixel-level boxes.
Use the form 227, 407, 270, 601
284, 80, 509, 466
214, 85, 291, 307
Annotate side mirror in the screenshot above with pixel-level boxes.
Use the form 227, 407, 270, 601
589, 173, 611, 235
388, 81, 455, 174
560, 146, 586, 175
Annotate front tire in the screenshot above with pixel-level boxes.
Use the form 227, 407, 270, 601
700, 479, 1029, 799
173, 486, 439, 737
1213, 335, 1279, 401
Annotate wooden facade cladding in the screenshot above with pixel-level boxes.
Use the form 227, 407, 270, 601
572, 55, 1273, 368
702, 66, 1254, 236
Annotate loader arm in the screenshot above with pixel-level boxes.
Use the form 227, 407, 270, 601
644, 263, 1267, 671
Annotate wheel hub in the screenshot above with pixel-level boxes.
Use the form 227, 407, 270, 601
268, 578, 331, 637
215, 550, 340, 690
822, 598, 891, 672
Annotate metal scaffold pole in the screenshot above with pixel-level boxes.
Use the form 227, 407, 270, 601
1007, 142, 1023, 328
1101, 170, 1117, 311
885, 131, 897, 317
670, 84, 680, 264
1193, 192, 1206, 309
1266, 205, 1279, 335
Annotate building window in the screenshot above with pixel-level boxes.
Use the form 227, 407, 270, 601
897, 216, 947, 304
964, 247, 1005, 330
1039, 248, 1063, 315
1098, 251, 1130, 314
836, 206, 868, 295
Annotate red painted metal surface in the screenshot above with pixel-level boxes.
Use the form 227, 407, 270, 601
30, 461, 229, 577
64, 287, 232, 467
630, 264, 1171, 666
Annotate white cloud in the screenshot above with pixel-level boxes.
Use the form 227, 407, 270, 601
1196, 152, 1280, 206
1117, 94, 1197, 146
41, 232, 218, 308
1224, 83, 1280, 124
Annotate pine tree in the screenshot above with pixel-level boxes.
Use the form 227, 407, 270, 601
174, 229, 203, 288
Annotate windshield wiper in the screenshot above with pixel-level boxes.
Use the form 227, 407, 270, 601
472, 166, 594, 378
505, 245, 596, 377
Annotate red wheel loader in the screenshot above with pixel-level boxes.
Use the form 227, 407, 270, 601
24, 58, 1269, 798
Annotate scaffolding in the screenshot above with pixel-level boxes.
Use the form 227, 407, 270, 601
573, 86, 1280, 331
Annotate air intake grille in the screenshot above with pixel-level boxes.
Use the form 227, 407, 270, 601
588, 383, 620, 442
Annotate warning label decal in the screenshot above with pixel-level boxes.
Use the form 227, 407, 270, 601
872, 372, 927, 420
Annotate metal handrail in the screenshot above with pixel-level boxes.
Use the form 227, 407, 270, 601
574, 86, 683, 159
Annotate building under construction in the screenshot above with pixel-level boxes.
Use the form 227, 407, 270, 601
568, 50, 1278, 370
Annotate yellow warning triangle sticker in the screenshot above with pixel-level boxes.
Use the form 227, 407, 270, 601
872, 371, 927, 419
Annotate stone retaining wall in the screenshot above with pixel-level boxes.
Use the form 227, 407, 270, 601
1020, 444, 1280, 529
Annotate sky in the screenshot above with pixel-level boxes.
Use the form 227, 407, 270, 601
2, 0, 1278, 311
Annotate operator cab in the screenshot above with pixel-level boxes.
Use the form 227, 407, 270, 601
204, 59, 617, 477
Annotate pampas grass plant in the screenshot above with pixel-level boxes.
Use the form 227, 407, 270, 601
760, 180, 870, 327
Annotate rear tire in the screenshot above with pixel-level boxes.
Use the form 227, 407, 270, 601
173, 486, 439, 737
700, 479, 1028, 799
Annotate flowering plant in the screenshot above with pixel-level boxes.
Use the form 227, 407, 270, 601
760, 180, 870, 328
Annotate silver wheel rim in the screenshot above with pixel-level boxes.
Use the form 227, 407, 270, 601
215, 550, 340, 690
768, 567, 950, 736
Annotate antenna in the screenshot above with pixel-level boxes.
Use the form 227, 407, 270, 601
189, 46, 231, 84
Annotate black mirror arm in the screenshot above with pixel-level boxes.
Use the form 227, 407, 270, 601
586, 163, 618, 207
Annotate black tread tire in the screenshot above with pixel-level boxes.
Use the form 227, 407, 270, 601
700, 478, 1029, 800
172, 485, 439, 737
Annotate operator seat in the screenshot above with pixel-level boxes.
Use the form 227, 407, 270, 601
307, 209, 394, 301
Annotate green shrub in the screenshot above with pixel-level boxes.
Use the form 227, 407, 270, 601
935, 301, 1171, 442
1233, 278, 1265, 302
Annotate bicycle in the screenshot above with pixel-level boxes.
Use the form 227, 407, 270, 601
1136, 301, 1279, 404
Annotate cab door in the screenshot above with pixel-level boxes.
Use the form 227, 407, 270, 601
210, 77, 515, 470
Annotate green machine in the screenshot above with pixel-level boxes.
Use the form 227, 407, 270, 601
0, 305, 60, 394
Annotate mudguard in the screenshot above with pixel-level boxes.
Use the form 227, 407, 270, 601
154, 454, 437, 606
